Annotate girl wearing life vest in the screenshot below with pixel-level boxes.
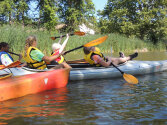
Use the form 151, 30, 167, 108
0, 42, 22, 66
51, 34, 71, 68
83, 46, 138, 67
23, 35, 71, 70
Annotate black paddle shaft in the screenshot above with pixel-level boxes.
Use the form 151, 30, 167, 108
54, 33, 74, 39
8, 51, 20, 56
111, 62, 124, 74
64, 46, 83, 55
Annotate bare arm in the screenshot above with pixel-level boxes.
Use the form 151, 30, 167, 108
93, 56, 112, 67
42, 53, 62, 62
99, 59, 112, 67
18, 54, 23, 61
58, 35, 63, 44
59, 34, 69, 53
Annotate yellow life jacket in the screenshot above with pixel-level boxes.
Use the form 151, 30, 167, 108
84, 48, 107, 67
23, 47, 47, 70
51, 51, 65, 64
95, 47, 101, 53
57, 55, 64, 64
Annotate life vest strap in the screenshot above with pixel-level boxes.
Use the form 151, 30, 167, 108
27, 62, 46, 69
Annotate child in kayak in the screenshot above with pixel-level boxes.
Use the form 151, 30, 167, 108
0, 42, 22, 66
51, 34, 71, 68
83, 46, 138, 67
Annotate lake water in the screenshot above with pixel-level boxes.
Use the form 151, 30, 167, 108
0, 52, 167, 124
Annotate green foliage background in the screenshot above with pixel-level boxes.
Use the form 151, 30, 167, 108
98, 0, 167, 44
0, 25, 165, 56
0, 0, 166, 55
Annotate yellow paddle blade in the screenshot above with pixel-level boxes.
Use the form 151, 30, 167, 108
84, 36, 108, 47
0, 65, 5, 69
123, 73, 138, 84
74, 31, 85, 36
0, 73, 12, 80
0, 61, 21, 70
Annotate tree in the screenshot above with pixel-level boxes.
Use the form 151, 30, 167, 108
0, 0, 32, 26
136, 0, 167, 43
0, 0, 15, 25
57, 0, 96, 31
36, 0, 59, 30
14, 0, 30, 27
99, 0, 167, 43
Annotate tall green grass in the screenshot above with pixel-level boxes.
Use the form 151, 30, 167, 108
0, 24, 166, 58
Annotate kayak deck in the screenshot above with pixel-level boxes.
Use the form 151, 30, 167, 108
0, 68, 70, 101
69, 60, 167, 80
0, 60, 167, 81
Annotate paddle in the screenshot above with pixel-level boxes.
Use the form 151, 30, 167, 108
51, 31, 85, 40
110, 62, 138, 84
0, 73, 12, 80
8, 51, 20, 56
64, 36, 108, 55
0, 61, 21, 70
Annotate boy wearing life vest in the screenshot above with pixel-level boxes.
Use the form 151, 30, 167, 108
51, 43, 65, 64
83, 46, 138, 67
0, 42, 22, 66
51, 34, 71, 68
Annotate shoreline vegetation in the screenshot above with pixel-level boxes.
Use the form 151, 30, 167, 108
0, 25, 166, 57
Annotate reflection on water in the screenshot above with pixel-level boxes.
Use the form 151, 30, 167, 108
0, 73, 167, 124
0, 87, 68, 124
0, 52, 167, 124
68, 73, 167, 124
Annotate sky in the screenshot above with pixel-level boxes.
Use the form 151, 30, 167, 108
92, 0, 108, 11
28, 0, 108, 18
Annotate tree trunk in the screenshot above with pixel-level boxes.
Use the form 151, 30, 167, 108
22, 11, 25, 28
9, 12, 12, 25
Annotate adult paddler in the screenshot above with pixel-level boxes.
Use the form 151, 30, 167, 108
83, 46, 138, 67
23, 35, 71, 70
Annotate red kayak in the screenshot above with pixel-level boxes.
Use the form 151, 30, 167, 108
0, 68, 70, 101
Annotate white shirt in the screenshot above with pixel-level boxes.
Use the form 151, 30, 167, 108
1, 54, 13, 66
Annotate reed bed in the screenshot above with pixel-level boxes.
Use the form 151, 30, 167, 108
0, 25, 166, 60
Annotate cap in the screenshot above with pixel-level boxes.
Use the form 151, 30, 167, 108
52, 43, 61, 51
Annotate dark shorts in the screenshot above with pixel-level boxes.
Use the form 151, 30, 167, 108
50, 61, 59, 65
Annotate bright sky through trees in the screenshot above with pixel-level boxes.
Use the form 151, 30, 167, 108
92, 0, 108, 11
28, 0, 108, 18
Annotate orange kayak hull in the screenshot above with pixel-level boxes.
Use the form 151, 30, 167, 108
0, 68, 70, 101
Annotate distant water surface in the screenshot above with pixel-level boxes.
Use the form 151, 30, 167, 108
0, 51, 167, 124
